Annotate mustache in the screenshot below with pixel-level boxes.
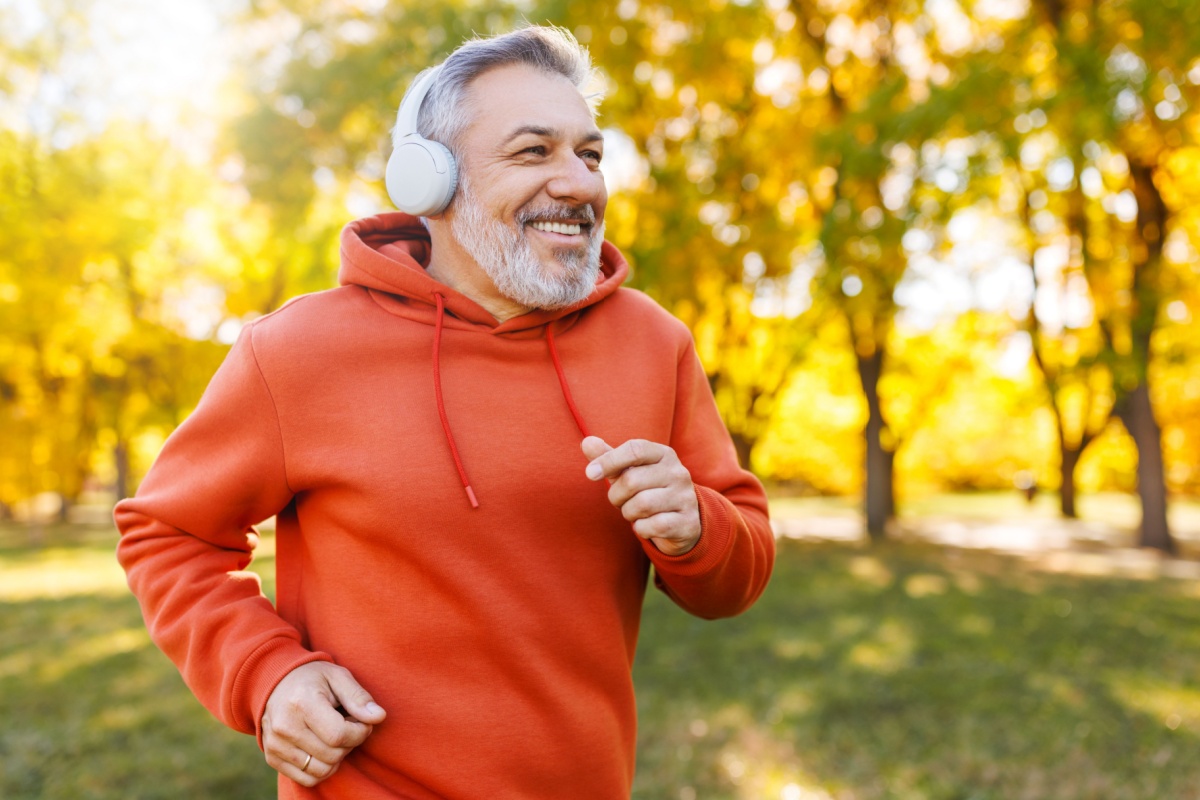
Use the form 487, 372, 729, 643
516, 203, 597, 226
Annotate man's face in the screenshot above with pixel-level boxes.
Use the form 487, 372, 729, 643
446, 63, 608, 310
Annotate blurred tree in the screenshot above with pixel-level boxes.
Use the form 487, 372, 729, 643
922, 0, 1200, 549
1012, 138, 1115, 520
692, 280, 811, 469
0, 123, 231, 511
0, 0, 243, 510
1008, 0, 1200, 549
776, 0, 984, 537
1154, 147, 1200, 496
1107, 0, 1200, 552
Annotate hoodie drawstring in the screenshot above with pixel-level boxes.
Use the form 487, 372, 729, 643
545, 323, 590, 439
432, 293, 479, 509
431, 296, 591, 509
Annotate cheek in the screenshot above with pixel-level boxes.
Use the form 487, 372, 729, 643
593, 182, 609, 218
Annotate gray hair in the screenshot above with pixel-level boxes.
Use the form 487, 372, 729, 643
392, 25, 600, 157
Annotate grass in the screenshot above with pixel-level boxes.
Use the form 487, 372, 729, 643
0, 523, 278, 799
4, 521, 1200, 799
632, 540, 1200, 799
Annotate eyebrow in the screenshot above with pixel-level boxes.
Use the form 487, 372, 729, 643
501, 124, 605, 147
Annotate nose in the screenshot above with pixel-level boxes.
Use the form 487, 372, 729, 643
545, 152, 606, 208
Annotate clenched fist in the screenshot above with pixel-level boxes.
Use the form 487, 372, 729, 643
261, 662, 387, 787
581, 436, 702, 556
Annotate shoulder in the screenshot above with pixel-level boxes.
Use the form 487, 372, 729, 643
251, 285, 369, 329
243, 286, 374, 353
592, 287, 694, 348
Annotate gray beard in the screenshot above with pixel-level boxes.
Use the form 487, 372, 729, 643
450, 177, 604, 311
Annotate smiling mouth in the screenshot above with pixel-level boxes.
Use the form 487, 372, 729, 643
528, 220, 586, 236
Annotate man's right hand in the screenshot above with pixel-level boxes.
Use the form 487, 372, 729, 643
261, 662, 387, 787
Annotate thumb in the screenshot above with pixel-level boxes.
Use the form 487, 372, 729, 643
580, 435, 612, 461
327, 669, 386, 724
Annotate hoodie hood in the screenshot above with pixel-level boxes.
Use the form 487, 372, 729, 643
338, 212, 629, 334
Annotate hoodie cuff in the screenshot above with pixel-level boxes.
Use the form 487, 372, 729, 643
229, 637, 334, 748
645, 484, 736, 578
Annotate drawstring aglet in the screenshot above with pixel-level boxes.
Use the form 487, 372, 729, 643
432, 291, 481, 510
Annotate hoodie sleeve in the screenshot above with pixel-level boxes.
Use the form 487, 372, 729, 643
641, 339, 775, 620
114, 324, 332, 740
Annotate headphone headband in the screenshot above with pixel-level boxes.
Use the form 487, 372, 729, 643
396, 66, 440, 141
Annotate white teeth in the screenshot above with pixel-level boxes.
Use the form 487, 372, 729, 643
530, 221, 582, 235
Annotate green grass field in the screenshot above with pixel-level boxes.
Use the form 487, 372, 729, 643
4, 520, 1200, 799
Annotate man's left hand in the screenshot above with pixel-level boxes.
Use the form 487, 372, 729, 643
581, 436, 701, 556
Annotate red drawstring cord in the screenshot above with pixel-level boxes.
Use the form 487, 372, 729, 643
546, 323, 590, 439
431, 300, 591, 509
432, 293, 479, 508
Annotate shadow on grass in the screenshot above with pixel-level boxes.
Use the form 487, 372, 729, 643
632, 540, 1200, 800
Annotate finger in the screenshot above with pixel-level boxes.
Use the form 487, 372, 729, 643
606, 462, 682, 508
326, 667, 387, 725
273, 758, 340, 788
270, 726, 353, 766
273, 762, 319, 788
300, 754, 339, 783
586, 439, 664, 482
632, 511, 699, 547
263, 718, 351, 774
306, 702, 375, 750
631, 511, 685, 539
580, 435, 613, 462
293, 749, 340, 782
612, 485, 678, 523
266, 748, 326, 789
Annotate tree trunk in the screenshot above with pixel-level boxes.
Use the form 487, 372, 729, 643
1120, 160, 1172, 553
729, 431, 755, 471
114, 440, 130, 503
26, 442, 43, 547
1118, 383, 1173, 553
1060, 445, 1081, 519
857, 349, 894, 540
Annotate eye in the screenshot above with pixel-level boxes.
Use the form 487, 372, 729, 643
519, 145, 547, 156
580, 150, 603, 167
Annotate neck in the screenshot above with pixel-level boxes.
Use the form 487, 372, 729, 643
425, 228, 531, 323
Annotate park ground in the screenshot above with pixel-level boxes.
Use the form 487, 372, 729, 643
4, 492, 1200, 799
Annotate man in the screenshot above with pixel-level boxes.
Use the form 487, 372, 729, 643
116, 25, 774, 799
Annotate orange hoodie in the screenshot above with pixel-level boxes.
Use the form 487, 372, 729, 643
115, 212, 774, 799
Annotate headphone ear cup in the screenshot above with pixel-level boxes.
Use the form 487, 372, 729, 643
385, 136, 458, 217
431, 139, 458, 211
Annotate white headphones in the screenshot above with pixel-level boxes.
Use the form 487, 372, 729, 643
386, 66, 458, 216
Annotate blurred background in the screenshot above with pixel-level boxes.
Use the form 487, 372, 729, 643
4, 0, 1200, 798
